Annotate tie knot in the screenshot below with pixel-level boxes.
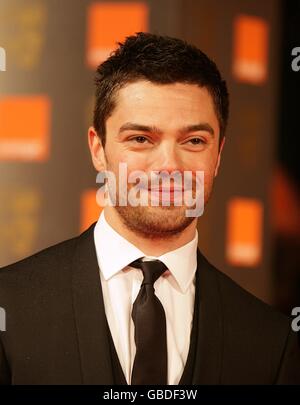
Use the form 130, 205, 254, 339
129, 258, 168, 285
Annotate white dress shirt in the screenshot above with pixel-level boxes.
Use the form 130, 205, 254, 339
93, 210, 198, 385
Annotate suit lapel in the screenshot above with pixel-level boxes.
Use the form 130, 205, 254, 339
71, 222, 115, 384
192, 249, 223, 384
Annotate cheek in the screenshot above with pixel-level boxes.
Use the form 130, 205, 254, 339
106, 153, 148, 181
192, 154, 218, 176
192, 157, 218, 194
122, 152, 149, 173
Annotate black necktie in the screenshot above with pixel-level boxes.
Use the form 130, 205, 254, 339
129, 258, 168, 385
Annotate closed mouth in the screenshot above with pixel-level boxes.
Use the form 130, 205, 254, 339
148, 188, 184, 192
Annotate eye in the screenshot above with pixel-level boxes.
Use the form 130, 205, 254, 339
186, 137, 206, 145
129, 136, 150, 144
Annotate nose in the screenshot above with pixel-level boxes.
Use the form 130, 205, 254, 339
151, 141, 183, 174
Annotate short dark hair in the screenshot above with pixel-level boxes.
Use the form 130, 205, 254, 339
93, 32, 229, 148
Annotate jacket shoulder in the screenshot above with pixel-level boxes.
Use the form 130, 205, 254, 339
199, 252, 300, 384
0, 236, 76, 279
0, 223, 95, 286
200, 252, 291, 331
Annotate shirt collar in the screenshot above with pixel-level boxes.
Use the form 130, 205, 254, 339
94, 210, 198, 293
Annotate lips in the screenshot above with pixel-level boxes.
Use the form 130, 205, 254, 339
148, 188, 183, 192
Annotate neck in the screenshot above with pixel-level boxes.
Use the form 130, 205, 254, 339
103, 206, 197, 257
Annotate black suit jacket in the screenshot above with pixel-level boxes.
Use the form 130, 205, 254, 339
0, 222, 299, 384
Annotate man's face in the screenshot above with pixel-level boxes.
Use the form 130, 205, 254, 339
89, 80, 225, 238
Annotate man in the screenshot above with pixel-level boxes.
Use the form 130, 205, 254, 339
0, 32, 299, 385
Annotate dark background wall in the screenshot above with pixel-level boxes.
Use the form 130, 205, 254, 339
273, 0, 300, 313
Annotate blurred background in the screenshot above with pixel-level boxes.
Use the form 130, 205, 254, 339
0, 0, 299, 314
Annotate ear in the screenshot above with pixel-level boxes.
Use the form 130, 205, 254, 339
88, 126, 107, 172
214, 136, 226, 177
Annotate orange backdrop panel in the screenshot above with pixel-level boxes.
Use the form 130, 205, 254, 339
80, 188, 103, 232
0, 95, 51, 161
233, 14, 269, 84
226, 197, 263, 267
86, 1, 148, 68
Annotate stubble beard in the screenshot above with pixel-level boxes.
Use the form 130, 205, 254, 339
111, 180, 214, 241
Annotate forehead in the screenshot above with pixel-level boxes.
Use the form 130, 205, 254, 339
109, 80, 219, 129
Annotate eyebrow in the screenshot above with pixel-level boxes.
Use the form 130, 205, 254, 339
118, 122, 215, 137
